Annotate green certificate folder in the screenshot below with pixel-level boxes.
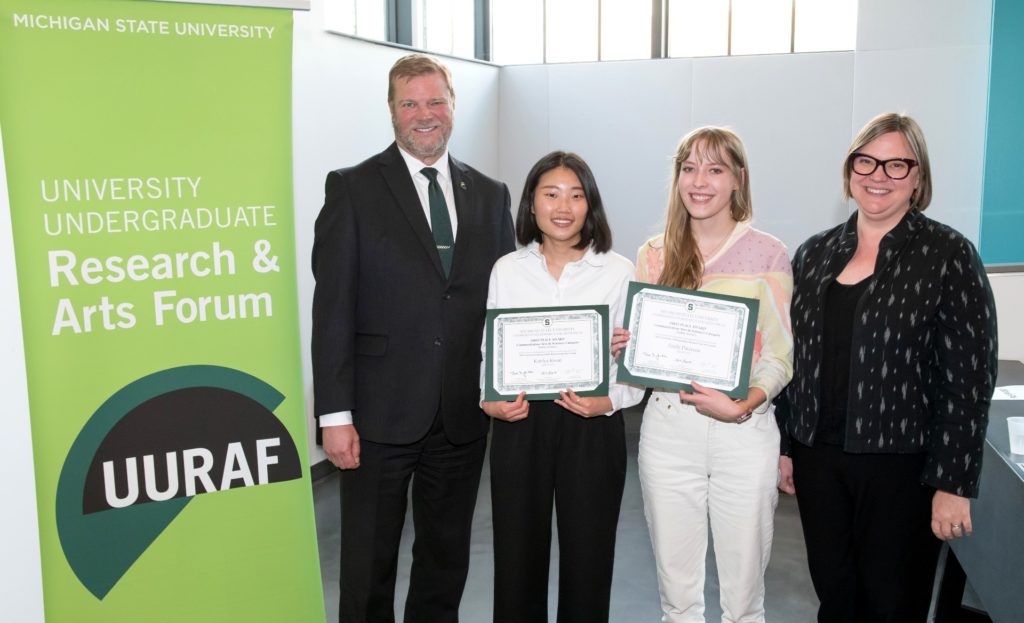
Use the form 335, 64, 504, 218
484, 305, 609, 401
618, 282, 759, 399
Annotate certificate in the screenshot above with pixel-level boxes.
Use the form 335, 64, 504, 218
618, 282, 759, 399
484, 305, 609, 401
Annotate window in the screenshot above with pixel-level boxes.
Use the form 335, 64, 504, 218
730, 0, 791, 55
666, 0, 729, 58
794, 0, 856, 53
326, 0, 857, 64
412, 0, 476, 58
325, 0, 387, 41
494, 0, 856, 63
600, 0, 652, 61
545, 0, 598, 63
491, 0, 543, 64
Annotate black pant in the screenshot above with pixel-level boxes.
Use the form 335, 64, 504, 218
338, 415, 486, 623
490, 401, 627, 623
791, 442, 942, 622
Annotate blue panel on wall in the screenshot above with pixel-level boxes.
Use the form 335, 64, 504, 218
980, 0, 1024, 264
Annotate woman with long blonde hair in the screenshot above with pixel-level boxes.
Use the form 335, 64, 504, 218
629, 127, 793, 621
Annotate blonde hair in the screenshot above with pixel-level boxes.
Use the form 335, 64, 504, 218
387, 54, 455, 104
843, 112, 932, 211
659, 127, 752, 290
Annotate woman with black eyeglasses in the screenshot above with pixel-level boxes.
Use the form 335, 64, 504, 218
777, 112, 998, 622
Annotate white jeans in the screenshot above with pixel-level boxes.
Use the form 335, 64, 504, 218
639, 391, 780, 623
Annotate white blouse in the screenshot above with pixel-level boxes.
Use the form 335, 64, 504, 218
480, 241, 645, 414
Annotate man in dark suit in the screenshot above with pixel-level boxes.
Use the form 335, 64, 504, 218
311, 54, 515, 623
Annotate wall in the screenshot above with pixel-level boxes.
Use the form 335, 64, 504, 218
0, 128, 45, 623
498, 0, 993, 261
499, 53, 854, 260
989, 271, 1024, 362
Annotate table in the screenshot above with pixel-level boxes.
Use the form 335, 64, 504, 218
937, 360, 1024, 623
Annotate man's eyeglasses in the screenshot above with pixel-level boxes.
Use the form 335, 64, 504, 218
849, 153, 918, 180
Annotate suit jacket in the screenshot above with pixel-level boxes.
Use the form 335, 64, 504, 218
311, 142, 516, 446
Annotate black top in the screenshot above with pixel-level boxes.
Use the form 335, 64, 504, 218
779, 210, 998, 498
816, 277, 871, 446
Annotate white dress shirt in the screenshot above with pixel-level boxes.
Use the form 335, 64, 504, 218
320, 146, 458, 428
397, 145, 459, 236
481, 242, 645, 415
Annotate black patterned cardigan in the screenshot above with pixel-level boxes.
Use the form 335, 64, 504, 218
779, 209, 998, 497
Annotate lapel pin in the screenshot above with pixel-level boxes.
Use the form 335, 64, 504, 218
459, 181, 467, 190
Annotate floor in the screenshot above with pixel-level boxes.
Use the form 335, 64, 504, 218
314, 405, 819, 622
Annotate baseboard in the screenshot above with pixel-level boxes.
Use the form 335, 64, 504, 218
310, 459, 336, 482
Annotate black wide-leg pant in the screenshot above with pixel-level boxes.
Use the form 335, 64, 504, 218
490, 401, 627, 623
791, 442, 942, 623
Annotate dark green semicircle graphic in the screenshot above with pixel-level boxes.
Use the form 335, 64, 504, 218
56, 365, 300, 600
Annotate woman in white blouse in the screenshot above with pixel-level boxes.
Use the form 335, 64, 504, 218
482, 151, 644, 623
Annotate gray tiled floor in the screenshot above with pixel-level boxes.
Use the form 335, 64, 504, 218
314, 406, 818, 622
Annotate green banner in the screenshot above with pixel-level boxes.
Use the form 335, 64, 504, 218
0, 0, 324, 620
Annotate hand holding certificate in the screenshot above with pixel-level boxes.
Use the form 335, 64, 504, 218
618, 282, 759, 399
484, 305, 609, 401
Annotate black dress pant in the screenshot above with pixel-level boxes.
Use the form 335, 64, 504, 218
338, 415, 486, 623
490, 401, 627, 623
791, 442, 942, 623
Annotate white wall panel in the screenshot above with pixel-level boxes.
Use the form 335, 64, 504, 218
546, 59, 693, 260
691, 52, 856, 252
852, 45, 991, 242
990, 272, 1024, 362
857, 0, 993, 51
497, 64, 550, 215
448, 63, 501, 176
0, 125, 45, 623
